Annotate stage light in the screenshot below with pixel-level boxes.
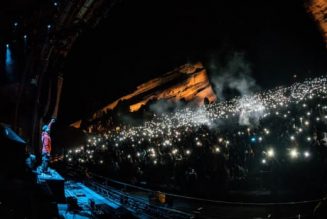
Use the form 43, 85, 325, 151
47, 24, 52, 30
262, 159, 267, 164
5, 44, 14, 76
186, 150, 191, 155
215, 147, 220, 153
14, 22, 18, 27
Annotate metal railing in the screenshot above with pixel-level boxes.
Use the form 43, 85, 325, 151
84, 180, 194, 219
65, 164, 325, 219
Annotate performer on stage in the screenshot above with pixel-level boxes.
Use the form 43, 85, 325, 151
41, 118, 56, 173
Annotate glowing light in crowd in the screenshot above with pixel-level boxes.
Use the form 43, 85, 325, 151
304, 151, 310, 158
251, 137, 256, 143
67, 76, 327, 166
267, 148, 275, 158
290, 149, 299, 159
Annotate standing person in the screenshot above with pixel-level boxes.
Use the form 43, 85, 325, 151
41, 118, 56, 173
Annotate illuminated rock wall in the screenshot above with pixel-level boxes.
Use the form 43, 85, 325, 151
307, 0, 327, 46
92, 62, 216, 118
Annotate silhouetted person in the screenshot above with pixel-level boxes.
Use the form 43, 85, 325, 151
41, 118, 56, 173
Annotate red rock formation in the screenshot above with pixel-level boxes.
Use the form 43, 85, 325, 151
71, 63, 217, 128
95, 62, 216, 115
307, 0, 327, 46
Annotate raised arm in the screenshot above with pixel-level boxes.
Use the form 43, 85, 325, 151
47, 118, 56, 131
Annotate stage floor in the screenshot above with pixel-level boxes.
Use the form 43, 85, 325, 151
58, 181, 121, 219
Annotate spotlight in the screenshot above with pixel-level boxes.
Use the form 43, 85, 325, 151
5, 43, 14, 74
262, 159, 267, 164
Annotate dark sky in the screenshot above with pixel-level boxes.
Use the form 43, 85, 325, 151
60, 0, 327, 125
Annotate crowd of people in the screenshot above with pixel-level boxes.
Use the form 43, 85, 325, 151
66, 77, 327, 200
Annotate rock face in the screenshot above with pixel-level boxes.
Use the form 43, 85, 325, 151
94, 62, 216, 115
307, 0, 327, 46
71, 63, 217, 128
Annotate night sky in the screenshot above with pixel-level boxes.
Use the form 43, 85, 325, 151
60, 0, 327, 125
